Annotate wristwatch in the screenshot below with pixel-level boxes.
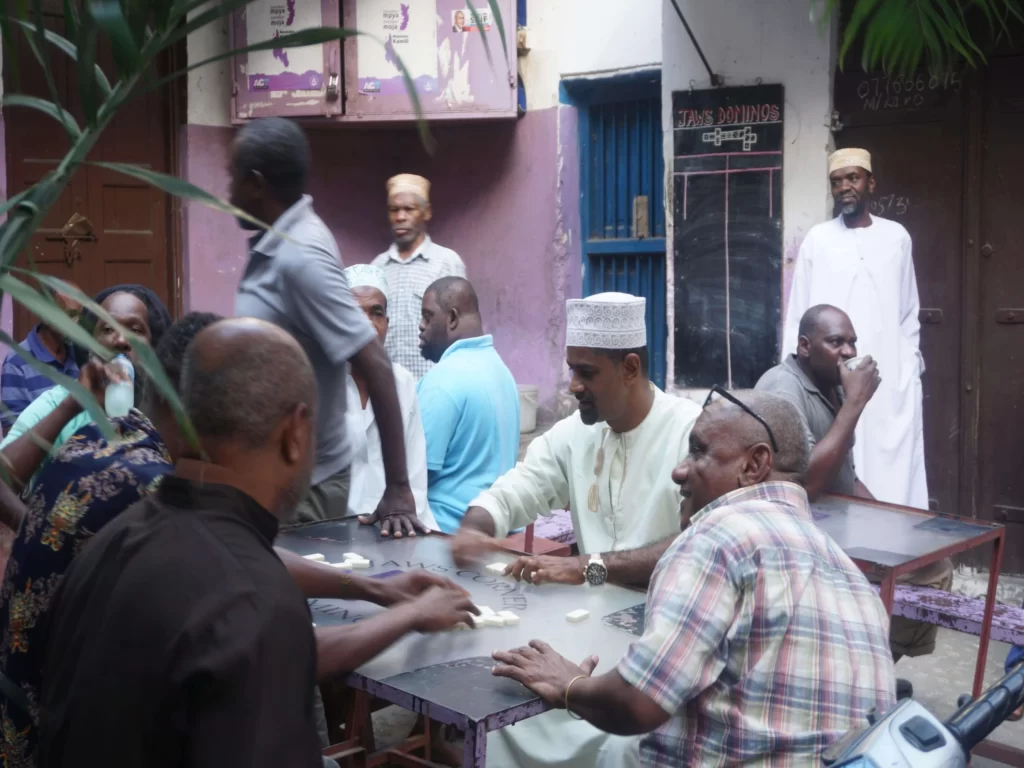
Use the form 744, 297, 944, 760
584, 554, 608, 586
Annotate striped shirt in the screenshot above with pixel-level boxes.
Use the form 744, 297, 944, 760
618, 482, 895, 767
371, 237, 466, 379
1, 327, 79, 430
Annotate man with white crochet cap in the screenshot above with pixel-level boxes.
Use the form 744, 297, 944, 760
450, 292, 702, 768
372, 174, 465, 379
782, 148, 927, 511
343, 264, 437, 532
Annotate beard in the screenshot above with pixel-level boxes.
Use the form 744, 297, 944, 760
420, 339, 443, 364
279, 462, 315, 522
837, 195, 866, 217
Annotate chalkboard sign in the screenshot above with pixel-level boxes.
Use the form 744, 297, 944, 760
672, 84, 783, 389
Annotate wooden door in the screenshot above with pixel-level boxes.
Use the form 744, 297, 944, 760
833, 71, 967, 518
976, 54, 1024, 571
3, 3, 174, 340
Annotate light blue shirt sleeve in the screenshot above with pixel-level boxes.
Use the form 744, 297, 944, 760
1, 386, 68, 448
417, 382, 460, 473
1, 387, 94, 476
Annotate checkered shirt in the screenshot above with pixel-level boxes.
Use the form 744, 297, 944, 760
371, 237, 466, 379
618, 481, 896, 767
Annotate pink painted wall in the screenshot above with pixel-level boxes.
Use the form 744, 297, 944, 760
179, 123, 250, 314
180, 106, 582, 422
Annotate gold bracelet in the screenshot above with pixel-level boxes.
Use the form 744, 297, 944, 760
564, 675, 587, 720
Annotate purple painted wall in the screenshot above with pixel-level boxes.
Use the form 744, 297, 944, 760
179, 123, 250, 314
180, 106, 581, 421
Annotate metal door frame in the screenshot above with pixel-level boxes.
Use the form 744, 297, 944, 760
562, 69, 667, 387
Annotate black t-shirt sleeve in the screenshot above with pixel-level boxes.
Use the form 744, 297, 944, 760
176, 592, 321, 768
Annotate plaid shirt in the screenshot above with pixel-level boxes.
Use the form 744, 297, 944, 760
371, 237, 465, 379
1, 327, 79, 430
618, 482, 895, 767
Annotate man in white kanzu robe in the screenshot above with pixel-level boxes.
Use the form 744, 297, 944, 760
451, 293, 702, 768
343, 265, 437, 531
782, 148, 927, 510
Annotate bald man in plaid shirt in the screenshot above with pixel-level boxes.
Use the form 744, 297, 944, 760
493, 392, 895, 767
372, 174, 465, 379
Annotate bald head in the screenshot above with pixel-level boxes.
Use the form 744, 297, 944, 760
796, 304, 858, 390
798, 304, 850, 339
427, 277, 479, 316
419, 276, 485, 363
182, 318, 317, 447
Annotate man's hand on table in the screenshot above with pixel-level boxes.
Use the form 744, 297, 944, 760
492, 640, 598, 707
359, 482, 427, 538
370, 571, 467, 607
506, 555, 585, 586
404, 586, 479, 632
450, 527, 502, 567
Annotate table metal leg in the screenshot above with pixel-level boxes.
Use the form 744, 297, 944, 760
462, 721, 488, 768
878, 571, 896, 616
974, 531, 1006, 698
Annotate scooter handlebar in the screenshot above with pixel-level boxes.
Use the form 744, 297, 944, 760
944, 664, 1024, 753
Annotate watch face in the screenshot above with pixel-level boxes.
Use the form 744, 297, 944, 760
586, 561, 607, 586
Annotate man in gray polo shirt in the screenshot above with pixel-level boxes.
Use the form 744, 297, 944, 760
755, 304, 877, 500
756, 303, 951, 665
230, 117, 423, 537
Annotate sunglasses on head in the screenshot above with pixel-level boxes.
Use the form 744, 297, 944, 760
703, 385, 779, 454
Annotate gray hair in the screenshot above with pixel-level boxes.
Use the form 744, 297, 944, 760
181, 321, 317, 447
725, 391, 810, 477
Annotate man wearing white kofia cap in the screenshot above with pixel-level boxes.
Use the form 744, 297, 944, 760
343, 264, 437, 531
450, 292, 702, 768
372, 174, 465, 379
782, 148, 927, 511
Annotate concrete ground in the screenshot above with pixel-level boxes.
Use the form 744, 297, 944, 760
899, 628, 1022, 766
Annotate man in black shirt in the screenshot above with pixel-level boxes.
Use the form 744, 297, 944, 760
37, 317, 475, 767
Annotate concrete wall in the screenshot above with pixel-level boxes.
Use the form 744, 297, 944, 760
522, 0, 661, 110
662, 0, 835, 387
182, 0, 662, 421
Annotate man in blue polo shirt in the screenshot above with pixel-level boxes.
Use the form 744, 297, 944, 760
1, 289, 82, 432
414, 277, 519, 534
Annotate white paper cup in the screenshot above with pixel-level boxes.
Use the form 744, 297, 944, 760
845, 356, 867, 371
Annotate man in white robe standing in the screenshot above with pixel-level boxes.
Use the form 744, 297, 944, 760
451, 292, 702, 768
782, 148, 928, 510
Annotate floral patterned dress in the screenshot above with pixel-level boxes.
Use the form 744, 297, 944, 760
0, 411, 172, 767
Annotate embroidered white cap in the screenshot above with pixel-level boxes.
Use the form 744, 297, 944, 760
565, 292, 647, 350
828, 147, 872, 175
344, 264, 389, 302
386, 173, 430, 202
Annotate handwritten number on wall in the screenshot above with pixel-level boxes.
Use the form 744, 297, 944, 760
856, 72, 962, 112
871, 194, 910, 217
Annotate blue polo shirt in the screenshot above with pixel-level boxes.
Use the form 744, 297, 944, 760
1, 326, 80, 430
417, 335, 520, 534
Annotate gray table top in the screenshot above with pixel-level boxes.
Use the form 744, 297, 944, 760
277, 520, 645, 722
811, 495, 999, 567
